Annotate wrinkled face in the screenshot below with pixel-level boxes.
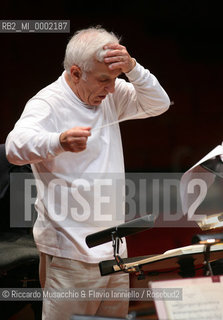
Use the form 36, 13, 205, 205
76, 60, 122, 106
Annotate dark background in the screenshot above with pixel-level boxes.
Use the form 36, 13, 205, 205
1, 2, 223, 300
1, 4, 223, 319
1, 0, 223, 172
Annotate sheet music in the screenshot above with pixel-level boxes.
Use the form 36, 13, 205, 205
188, 145, 223, 170
150, 276, 223, 320
112, 243, 223, 272
180, 145, 223, 221
164, 243, 220, 255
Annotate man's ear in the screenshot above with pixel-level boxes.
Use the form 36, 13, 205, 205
70, 65, 82, 83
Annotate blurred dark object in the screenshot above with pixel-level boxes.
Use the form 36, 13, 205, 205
192, 233, 223, 244
86, 215, 154, 248
198, 155, 223, 276
191, 232, 223, 276
0, 144, 41, 320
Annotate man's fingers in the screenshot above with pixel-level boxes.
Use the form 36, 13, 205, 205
107, 62, 125, 70
104, 51, 128, 70
79, 126, 91, 131
71, 130, 91, 137
103, 43, 134, 73
104, 55, 126, 63
69, 143, 87, 153
60, 126, 91, 152
68, 136, 87, 144
104, 43, 125, 50
72, 127, 91, 137
104, 49, 125, 58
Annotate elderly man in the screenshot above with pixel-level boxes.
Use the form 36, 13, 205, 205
6, 26, 170, 319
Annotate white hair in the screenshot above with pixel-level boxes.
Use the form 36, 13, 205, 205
63, 26, 120, 74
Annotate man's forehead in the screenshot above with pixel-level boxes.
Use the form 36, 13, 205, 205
91, 60, 122, 78
97, 70, 122, 78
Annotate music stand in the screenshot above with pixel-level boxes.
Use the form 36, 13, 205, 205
200, 155, 223, 179
199, 155, 223, 228
86, 215, 154, 277
99, 242, 223, 278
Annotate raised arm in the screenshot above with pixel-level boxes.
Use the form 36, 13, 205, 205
103, 43, 170, 120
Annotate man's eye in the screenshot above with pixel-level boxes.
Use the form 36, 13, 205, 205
99, 79, 109, 83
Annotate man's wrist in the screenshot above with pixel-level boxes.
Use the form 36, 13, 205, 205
125, 58, 136, 74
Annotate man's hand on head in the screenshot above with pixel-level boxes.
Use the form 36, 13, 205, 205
60, 127, 91, 152
103, 43, 136, 74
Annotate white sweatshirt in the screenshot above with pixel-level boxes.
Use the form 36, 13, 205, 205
6, 62, 170, 263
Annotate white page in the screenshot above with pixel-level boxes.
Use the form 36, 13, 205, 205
150, 276, 223, 320
180, 145, 223, 221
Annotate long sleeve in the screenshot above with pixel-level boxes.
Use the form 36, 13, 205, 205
113, 61, 170, 120
6, 99, 64, 165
